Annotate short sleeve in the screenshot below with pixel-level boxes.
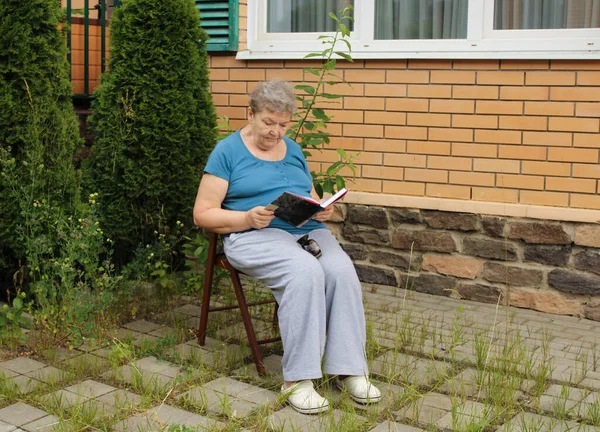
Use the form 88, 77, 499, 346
204, 140, 231, 182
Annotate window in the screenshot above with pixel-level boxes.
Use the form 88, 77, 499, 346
196, 0, 239, 52
267, 0, 354, 32
242, 0, 600, 59
375, 0, 468, 40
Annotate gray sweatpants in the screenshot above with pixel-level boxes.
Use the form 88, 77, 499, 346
223, 228, 369, 382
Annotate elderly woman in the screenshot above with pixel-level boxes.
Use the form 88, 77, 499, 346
193, 79, 380, 414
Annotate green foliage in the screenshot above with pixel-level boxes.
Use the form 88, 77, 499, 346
0, 291, 28, 347
85, 0, 218, 263
0, 0, 82, 272
288, 5, 358, 197
0, 0, 122, 346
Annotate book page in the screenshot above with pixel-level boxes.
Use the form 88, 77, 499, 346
320, 188, 348, 208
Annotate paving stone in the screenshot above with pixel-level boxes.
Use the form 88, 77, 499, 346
147, 326, 179, 338
180, 377, 278, 418
496, 412, 600, 432
581, 378, 600, 391
145, 404, 225, 429
40, 389, 87, 410
39, 347, 81, 363
97, 389, 142, 409
369, 421, 424, 431
61, 353, 110, 374
6, 376, 42, 394
65, 379, 116, 399
202, 390, 257, 418
89, 346, 114, 359
0, 421, 16, 432
372, 352, 451, 387
394, 393, 452, 425
0, 403, 48, 427
574, 391, 600, 420
113, 415, 161, 432
174, 304, 202, 317
435, 400, 491, 429
0, 367, 18, 379
267, 406, 367, 432
0, 358, 46, 375
233, 354, 283, 378
438, 368, 529, 402
78, 399, 114, 421
103, 365, 178, 389
24, 366, 68, 385
132, 356, 181, 376
113, 328, 144, 341
170, 343, 216, 364
21, 415, 61, 432
122, 320, 163, 333
132, 334, 161, 349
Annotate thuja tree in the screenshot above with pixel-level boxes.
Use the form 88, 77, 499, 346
0, 0, 81, 276
86, 0, 217, 263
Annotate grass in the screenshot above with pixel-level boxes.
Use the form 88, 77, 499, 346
0, 276, 598, 431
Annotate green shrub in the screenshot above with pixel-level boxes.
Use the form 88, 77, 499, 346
85, 0, 217, 264
0, 0, 81, 274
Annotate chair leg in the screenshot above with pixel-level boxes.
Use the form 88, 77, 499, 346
229, 268, 268, 376
198, 235, 218, 345
197, 266, 213, 345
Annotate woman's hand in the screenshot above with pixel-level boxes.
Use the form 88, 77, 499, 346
312, 205, 334, 222
245, 206, 275, 229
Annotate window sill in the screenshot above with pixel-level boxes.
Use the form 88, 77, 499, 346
236, 49, 600, 61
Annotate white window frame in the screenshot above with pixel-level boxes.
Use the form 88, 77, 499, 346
239, 0, 600, 60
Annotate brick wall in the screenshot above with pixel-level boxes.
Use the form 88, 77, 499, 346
328, 204, 600, 321
208, 56, 600, 211
70, 21, 107, 95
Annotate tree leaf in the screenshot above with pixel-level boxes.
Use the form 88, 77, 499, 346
336, 148, 348, 159
12, 297, 22, 310
304, 52, 324, 59
295, 85, 315, 95
335, 51, 353, 62
314, 182, 324, 199
329, 12, 339, 22
336, 176, 346, 191
311, 108, 329, 121
320, 93, 343, 99
340, 38, 352, 52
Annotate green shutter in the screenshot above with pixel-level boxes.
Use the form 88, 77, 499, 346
195, 0, 239, 52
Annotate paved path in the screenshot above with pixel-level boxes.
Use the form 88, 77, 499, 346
0, 286, 599, 431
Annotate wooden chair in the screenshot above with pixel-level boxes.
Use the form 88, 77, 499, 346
197, 232, 280, 375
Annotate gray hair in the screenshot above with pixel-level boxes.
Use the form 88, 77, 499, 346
249, 79, 297, 115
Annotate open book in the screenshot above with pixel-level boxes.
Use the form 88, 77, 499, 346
265, 188, 348, 228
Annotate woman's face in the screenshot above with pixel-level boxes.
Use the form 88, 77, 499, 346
248, 108, 292, 150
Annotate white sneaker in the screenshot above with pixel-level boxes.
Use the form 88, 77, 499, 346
281, 380, 330, 414
336, 376, 382, 404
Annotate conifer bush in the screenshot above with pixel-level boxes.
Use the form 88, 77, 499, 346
0, 0, 81, 274
85, 0, 217, 262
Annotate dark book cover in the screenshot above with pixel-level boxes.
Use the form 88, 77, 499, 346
266, 188, 347, 228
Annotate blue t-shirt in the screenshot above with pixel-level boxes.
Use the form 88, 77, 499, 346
204, 130, 326, 235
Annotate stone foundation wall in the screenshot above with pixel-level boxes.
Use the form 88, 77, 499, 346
329, 204, 600, 322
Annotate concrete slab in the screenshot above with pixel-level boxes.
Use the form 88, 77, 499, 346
369, 421, 424, 432
0, 358, 46, 375
24, 366, 68, 385
122, 320, 163, 334
65, 379, 116, 399
267, 406, 367, 432
21, 415, 61, 432
6, 376, 41, 394
0, 421, 17, 432
0, 403, 48, 427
